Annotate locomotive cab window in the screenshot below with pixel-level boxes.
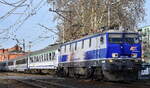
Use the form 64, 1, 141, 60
124, 34, 139, 44
108, 34, 123, 44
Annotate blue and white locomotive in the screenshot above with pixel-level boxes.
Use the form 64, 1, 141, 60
58, 31, 142, 81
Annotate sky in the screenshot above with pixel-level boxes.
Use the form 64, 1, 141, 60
0, 0, 58, 51
140, 0, 150, 27
0, 0, 150, 51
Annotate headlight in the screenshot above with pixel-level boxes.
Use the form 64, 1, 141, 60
142, 58, 145, 62
131, 53, 137, 58
112, 53, 118, 58
109, 59, 113, 63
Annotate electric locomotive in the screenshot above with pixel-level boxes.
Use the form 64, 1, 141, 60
58, 30, 142, 81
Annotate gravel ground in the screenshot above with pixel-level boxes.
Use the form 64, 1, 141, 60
0, 72, 150, 88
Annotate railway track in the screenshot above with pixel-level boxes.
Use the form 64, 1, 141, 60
15, 79, 77, 88
0, 72, 150, 88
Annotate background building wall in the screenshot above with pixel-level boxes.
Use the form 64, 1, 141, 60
138, 25, 150, 63
0, 45, 25, 62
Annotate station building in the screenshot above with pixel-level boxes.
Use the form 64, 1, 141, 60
138, 25, 150, 63
0, 45, 25, 62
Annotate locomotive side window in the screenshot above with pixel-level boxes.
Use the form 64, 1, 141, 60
62, 46, 64, 53
66, 45, 69, 53
89, 38, 92, 47
109, 34, 123, 44
82, 40, 84, 49
75, 42, 77, 50
64, 45, 66, 52
70, 44, 72, 51
72, 43, 75, 51
100, 37, 104, 44
84, 39, 89, 49
78, 41, 82, 50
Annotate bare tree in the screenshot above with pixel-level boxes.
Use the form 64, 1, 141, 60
48, 0, 145, 42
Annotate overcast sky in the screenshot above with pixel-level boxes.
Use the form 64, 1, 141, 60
0, 0, 150, 51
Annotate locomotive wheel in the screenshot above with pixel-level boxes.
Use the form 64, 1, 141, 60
92, 67, 103, 81
84, 67, 94, 79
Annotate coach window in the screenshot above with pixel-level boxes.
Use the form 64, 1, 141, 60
44, 54, 46, 61
33, 56, 35, 62
38, 56, 40, 62
49, 53, 51, 60
36, 56, 38, 62
8, 61, 13, 66
46, 53, 48, 61
89, 38, 92, 47
41, 55, 43, 62
40, 55, 42, 61
35, 56, 38, 62
82, 40, 84, 49
35, 56, 37, 62
43, 54, 45, 61
30, 57, 32, 62
35, 56, 36, 62
52, 52, 55, 60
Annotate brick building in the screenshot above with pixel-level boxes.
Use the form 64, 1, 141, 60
0, 45, 25, 62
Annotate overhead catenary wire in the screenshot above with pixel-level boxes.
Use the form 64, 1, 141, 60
0, 0, 28, 7
0, 0, 46, 38
13, 0, 46, 33
0, 0, 27, 21
0, 0, 52, 51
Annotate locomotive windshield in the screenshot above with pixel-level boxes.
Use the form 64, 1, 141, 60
108, 34, 123, 44
124, 34, 139, 44
108, 33, 139, 44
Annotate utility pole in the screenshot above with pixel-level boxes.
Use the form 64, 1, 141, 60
28, 41, 32, 53
23, 39, 25, 52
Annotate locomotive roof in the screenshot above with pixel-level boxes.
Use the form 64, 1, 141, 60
62, 32, 138, 46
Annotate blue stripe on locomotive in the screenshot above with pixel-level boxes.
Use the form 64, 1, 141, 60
84, 48, 107, 60
59, 48, 107, 62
